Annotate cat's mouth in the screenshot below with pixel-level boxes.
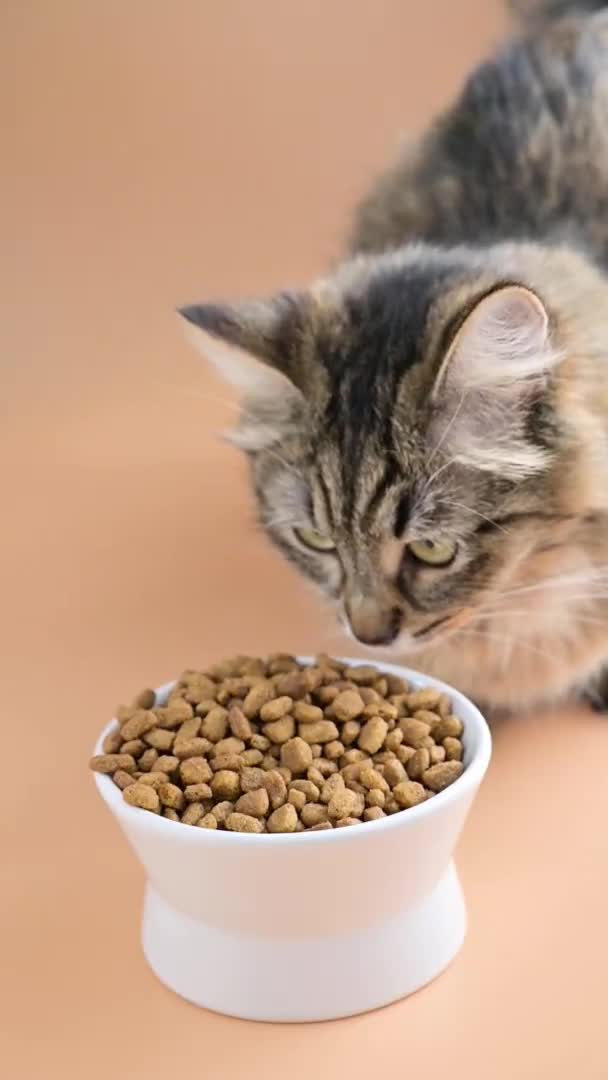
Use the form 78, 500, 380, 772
412, 615, 453, 639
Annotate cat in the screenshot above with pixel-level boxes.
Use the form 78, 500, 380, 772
179, 0, 608, 714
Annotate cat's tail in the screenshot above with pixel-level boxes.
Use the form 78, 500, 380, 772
511, 0, 607, 22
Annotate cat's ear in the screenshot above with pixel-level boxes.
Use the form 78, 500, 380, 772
431, 285, 560, 478
178, 293, 308, 396
178, 293, 311, 451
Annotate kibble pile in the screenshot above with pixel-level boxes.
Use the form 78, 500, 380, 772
90, 655, 465, 833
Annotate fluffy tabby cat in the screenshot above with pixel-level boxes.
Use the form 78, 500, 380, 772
180, 0, 608, 713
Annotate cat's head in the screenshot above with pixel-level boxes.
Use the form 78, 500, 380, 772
179, 243, 602, 651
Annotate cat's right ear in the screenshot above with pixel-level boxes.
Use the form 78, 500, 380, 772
178, 293, 309, 397
178, 293, 312, 450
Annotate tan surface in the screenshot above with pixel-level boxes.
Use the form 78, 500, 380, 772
3, 2, 608, 1076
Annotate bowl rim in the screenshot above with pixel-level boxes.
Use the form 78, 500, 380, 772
92, 657, 492, 848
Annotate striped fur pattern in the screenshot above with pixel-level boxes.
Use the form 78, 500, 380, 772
180, 3, 608, 712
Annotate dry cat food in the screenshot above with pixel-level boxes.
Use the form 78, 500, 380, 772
90, 655, 465, 833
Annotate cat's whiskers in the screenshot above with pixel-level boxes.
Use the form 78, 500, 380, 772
453, 626, 562, 667
438, 499, 510, 533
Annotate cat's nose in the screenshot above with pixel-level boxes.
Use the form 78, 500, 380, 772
346, 599, 402, 647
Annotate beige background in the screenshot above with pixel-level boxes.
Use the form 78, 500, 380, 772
3, 2, 608, 1076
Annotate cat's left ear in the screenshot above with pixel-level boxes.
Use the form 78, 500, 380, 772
431, 285, 560, 478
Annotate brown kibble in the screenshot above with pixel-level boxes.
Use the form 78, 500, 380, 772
174, 738, 211, 760
100, 658, 465, 831
422, 761, 464, 792
393, 781, 427, 808
396, 744, 417, 765
211, 770, 241, 800
179, 757, 212, 785
298, 720, 340, 744
341, 720, 361, 746
235, 787, 270, 818
293, 701, 324, 724
182, 802, 206, 825
432, 715, 465, 741
113, 769, 136, 790
175, 716, 202, 742
154, 751, 178, 777
320, 773, 345, 803
197, 813, 217, 829
120, 739, 145, 757
263, 715, 296, 744
324, 740, 344, 761
194, 698, 219, 718
90, 753, 136, 775
358, 717, 388, 755
102, 728, 123, 754
359, 767, 389, 792
300, 802, 329, 827
144, 728, 175, 752
260, 696, 293, 722
200, 706, 229, 742
315, 685, 339, 706
211, 801, 234, 824
288, 788, 307, 812
184, 782, 213, 802
249, 734, 270, 752
134, 688, 156, 710
210, 753, 242, 772
330, 690, 365, 721
383, 758, 408, 787
315, 758, 338, 777
158, 782, 185, 810
385, 728, 404, 751
406, 748, 431, 781
120, 710, 158, 741
340, 761, 367, 784
226, 813, 264, 834
328, 788, 365, 820
443, 737, 463, 762
267, 804, 298, 833
399, 718, 432, 749
138, 771, 169, 789
229, 705, 253, 740
290, 779, 320, 801
280, 736, 313, 774
138, 748, 159, 772
242, 680, 275, 718
407, 689, 441, 711
274, 671, 310, 699
123, 782, 160, 812
307, 766, 325, 787
262, 769, 288, 809
240, 766, 267, 792
212, 736, 246, 757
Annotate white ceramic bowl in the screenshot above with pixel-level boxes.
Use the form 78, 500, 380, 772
93, 659, 491, 1022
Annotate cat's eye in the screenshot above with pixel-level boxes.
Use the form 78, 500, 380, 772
293, 526, 336, 552
407, 538, 457, 567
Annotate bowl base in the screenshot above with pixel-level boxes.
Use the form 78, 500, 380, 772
141, 861, 466, 1022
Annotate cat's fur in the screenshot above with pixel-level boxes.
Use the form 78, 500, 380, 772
180, 0, 608, 713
